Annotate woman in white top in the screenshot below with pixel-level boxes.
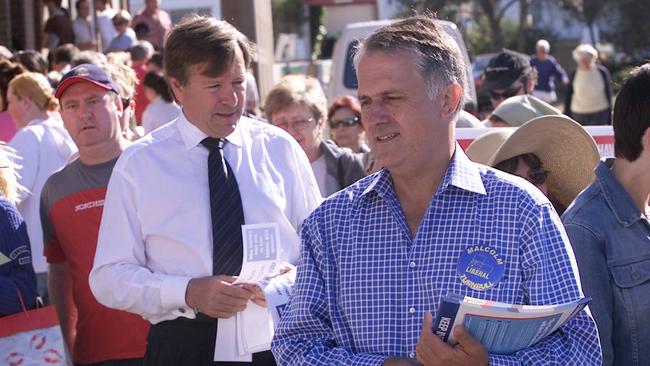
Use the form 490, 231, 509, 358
7, 72, 77, 298
141, 71, 181, 134
564, 44, 613, 125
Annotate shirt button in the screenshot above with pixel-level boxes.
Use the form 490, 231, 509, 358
409, 352, 416, 358
409, 307, 416, 314
409, 261, 416, 268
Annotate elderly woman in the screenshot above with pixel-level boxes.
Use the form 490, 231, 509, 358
265, 75, 365, 197
564, 44, 613, 125
466, 115, 600, 215
327, 95, 378, 174
0, 143, 38, 316
7, 72, 76, 300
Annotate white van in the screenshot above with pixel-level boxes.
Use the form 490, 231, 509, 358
327, 19, 478, 113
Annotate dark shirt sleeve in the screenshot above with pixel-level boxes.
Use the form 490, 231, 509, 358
552, 58, 569, 81
338, 151, 367, 189
564, 69, 577, 117
599, 65, 613, 109
0, 199, 38, 316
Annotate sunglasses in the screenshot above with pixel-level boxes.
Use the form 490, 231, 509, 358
526, 168, 549, 186
329, 117, 360, 129
488, 84, 523, 100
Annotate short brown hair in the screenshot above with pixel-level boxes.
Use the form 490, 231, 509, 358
164, 14, 255, 86
0, 60, 25, 112
264, 74, 327, 123
112, 10, 132, 25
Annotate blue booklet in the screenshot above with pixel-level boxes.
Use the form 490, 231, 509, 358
433, 293, 591, 355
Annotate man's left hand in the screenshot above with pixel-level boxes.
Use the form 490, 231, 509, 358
416, 312, 488, 366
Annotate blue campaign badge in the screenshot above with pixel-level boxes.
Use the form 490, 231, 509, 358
457, 245, 505, 291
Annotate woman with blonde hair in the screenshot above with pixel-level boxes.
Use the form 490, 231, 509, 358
0, 143, 38, 316
7, 72, 76, 302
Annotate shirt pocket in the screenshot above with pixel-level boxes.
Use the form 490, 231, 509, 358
610, 258, 650, 309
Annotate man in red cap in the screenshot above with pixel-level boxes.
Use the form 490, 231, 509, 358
41, 64, 149, 365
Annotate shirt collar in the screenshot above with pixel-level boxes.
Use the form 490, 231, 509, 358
362, 143, 487, 198
596, 158, 644, 227
27, 117, 47, 127
176, 110, 243, 151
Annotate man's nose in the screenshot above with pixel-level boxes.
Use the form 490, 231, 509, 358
362, 104, 387, 128
219, 85, 239, 107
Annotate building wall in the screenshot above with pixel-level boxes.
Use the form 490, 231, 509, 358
130, 0, 221, 23
323, 4, 376, 34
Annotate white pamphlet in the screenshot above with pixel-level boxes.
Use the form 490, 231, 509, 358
234, 223, 281, 288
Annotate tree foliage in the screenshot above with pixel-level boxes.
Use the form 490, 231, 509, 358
271, 0, 307, 35
395, 0, 528, 52
603, 0, 650, 60
556, 0, 609, 44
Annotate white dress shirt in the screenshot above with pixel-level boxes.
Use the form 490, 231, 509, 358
73, 17, 94, 45
90, 113, 322, 360
142, 96, 181, 134
9, 117, 77, 273
96, 8, 117, 52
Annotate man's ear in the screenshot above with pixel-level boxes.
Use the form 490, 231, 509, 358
21, 95, 32, 111
439, 83, 462, 117
168, 77, 184, 105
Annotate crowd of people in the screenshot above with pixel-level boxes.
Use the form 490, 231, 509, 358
0, 4, 648, 366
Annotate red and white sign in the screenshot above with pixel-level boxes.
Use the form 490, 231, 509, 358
456, 126, 614, 158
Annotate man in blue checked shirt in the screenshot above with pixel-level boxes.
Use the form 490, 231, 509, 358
271, 15, 602, 366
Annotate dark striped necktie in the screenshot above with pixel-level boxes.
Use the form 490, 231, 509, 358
201, 137, 244, 276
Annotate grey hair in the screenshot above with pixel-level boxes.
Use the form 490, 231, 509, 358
352, 15, 466, 115
129, 41, 155, 62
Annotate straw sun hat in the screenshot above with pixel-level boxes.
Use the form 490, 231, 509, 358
465, 115, 600, 209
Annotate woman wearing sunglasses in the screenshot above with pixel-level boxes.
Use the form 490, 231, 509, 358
465, 115, 600, 215
327, 96, 379, 174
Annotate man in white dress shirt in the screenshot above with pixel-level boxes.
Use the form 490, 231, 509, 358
89, 15, 322, 366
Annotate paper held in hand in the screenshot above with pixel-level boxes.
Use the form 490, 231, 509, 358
233, 223, 281, 288
232, 223, 297, 357
433, 293, 591, 355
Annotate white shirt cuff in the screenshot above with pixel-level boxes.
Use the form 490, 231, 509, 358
160, 274, 193, 311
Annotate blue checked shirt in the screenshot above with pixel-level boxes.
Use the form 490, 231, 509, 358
272, 147, 602, 365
